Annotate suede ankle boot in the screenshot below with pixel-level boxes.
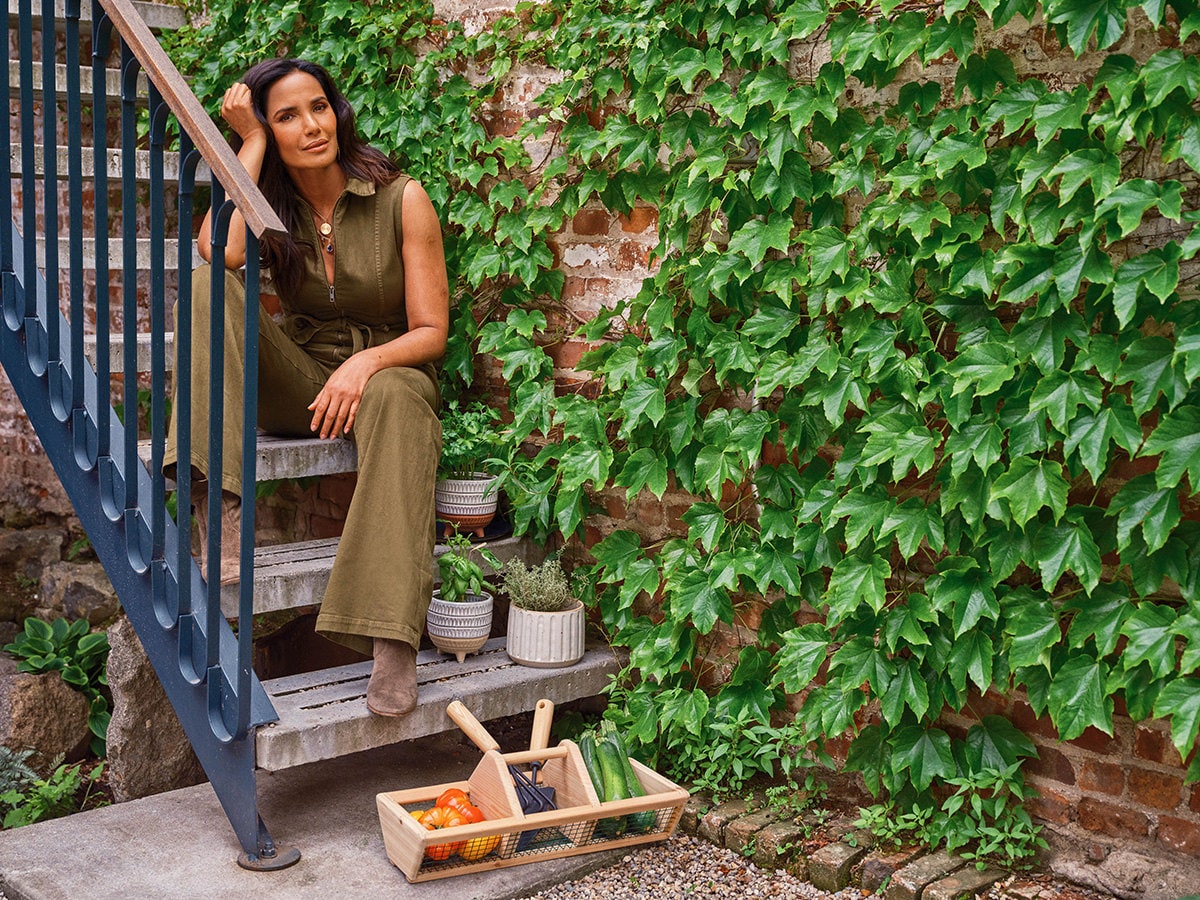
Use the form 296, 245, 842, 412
192, 483, 243, 586
366, 638, 419, 717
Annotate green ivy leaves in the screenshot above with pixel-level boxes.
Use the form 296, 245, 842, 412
173, 0, 1200, 856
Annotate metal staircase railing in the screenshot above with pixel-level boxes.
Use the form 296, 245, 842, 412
0, 0, 298, 868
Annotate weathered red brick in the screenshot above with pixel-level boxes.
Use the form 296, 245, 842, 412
618, 207, 658, 233
1026, 745, 1076, 786
545, 339, 590, 370
612, 241, 651, 271
1068, 726, 1122, 756
1128, 768, 1183, 810
572, 208, 612, 236
1134, 724, 1185, 767
1158, 815, 1200, 857
1077, 797, 1149, 838
561, 275, 589, 299
1010, 700, 1059, 740
1078, 760, 1124, 795
631, 494, 665, 528
1027, 785, 1072, 825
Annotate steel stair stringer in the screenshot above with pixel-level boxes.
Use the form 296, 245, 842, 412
0, 222, 289, 866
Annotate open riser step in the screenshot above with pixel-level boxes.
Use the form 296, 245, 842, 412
256, 638, 621, 772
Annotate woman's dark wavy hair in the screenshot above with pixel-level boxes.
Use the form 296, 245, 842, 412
236, 58, 400, 301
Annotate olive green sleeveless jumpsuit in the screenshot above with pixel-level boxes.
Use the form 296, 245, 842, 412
164, 175, 442, 655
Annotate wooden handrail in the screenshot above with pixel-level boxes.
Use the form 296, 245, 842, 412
98, 0, 286, 241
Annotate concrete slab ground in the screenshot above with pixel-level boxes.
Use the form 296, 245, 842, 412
0, 732, 626, 900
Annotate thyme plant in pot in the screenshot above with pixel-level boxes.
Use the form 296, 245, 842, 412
501, 557, 585, 668
426, 534, 501, 663
435, 400, 504, 538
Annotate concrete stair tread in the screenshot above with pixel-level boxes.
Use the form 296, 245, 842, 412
8, 0, 186, 31
32, 235, 201, 271
8, 61, 147, 100
221, 533, 534, 618
256, 637, 621, 771
84, 332, 172, 374
12, 142, 211, 183
139, 432, 358, 492
222, 535, 340, 618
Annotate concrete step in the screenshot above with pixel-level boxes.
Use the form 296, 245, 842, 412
7, 0, 186, 32
8, 61, 146, 101
138, 432, 359, 496
12, 143, 211, 184
256, 637, 621, 771
33, 235, 202, 271
222, 532, 538, 618
85, 332, 172, 375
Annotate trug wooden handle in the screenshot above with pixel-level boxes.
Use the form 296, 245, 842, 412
446, 700, 501, 753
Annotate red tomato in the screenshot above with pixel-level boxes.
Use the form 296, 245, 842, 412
436, 788, 469, 808
420, 805, 467, 861
445, 797, 484, 823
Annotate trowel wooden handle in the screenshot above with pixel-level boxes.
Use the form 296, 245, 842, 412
530, 699, 554, 752
446, 700, 501, 753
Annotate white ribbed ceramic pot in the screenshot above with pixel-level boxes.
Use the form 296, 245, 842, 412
505, 599, 585, 668
426, 590, 494, 663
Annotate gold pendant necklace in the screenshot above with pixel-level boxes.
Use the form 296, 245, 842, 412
304, 199, 336, 253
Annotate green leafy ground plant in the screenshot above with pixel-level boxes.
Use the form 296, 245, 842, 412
167, 0, 1200, 866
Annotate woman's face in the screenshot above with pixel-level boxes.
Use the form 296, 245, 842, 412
263, 70, 339, 175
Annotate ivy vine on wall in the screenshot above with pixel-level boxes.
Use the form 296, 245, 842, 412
168, 0, 1200, 861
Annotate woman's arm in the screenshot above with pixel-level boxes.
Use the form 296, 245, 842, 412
307, 179, 451, 439
197, 82, 267, 269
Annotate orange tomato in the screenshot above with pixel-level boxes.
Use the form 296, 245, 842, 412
436, 788, 469, 808
419, 805, 467, 861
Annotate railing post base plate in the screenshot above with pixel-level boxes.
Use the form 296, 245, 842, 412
236, 846, 301, 872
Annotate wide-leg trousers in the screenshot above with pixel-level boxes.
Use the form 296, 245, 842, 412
164, 265, 441, 654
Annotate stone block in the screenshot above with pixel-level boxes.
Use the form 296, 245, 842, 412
0, 655, 90, 767
751, 819, 809, 877
924, 865, 1005, 900
884, 849, 964, 900
697, 796, 752, 847
105, 616, 206, 802
860, 846, 925, 894
724, 808, 781, 857
38, 561, 119, 626
680, 793, 710, 835
808, 840, 867, 892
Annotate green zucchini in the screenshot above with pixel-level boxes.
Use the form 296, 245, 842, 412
599, 725, 656, 834
594, 735, 629, 836
578, 731, 605, 801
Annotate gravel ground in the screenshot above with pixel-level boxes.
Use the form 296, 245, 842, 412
516, 834, 861, 900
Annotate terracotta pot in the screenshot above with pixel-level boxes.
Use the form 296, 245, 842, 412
426, 590, 493, 663
435, 474, 500, 538
505, 599, 585, 668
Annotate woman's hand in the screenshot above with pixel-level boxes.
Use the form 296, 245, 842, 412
307, 350, 384, 439
220, 82, 267, 146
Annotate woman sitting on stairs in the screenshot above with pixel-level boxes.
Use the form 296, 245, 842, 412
163, 58, 450, 718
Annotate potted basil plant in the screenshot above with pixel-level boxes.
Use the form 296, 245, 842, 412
426, 534, 502, 663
